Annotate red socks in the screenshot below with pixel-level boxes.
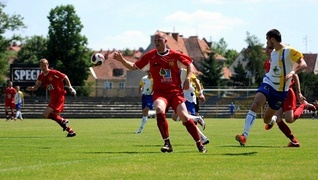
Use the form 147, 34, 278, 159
156, 113, 169, 140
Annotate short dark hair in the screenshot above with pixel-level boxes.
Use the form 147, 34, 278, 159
266, 29, 282, 42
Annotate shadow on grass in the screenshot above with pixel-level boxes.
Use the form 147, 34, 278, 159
0, 136, 44, 139
221, 151, 258, 156
220, 145, 284, 148
82, 151, 159, 154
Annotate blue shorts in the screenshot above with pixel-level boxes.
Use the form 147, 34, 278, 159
185, 101, 196, 115
142, 94, 154, 110
257, 83, 288, 110
16, 103, 22, 110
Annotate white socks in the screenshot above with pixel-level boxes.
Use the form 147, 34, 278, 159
269, 115, 277, 125
140, 116, 148, 128
243, 110, 257, 138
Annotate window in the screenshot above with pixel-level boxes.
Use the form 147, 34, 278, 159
113, 68, 123, 77
119, 82, 125, 89
104, 81, 112, 89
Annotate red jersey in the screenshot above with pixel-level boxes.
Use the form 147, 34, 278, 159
135, 49, 192, 93
5, 87, 16, 104
37, 69, 66, 97
263, 59, 270, 73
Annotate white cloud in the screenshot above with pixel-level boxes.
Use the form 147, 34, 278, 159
90, 30, 149, 50
163, 10, 245, 38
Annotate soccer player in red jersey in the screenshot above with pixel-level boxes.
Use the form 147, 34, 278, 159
26, 59, 77, 137
113, 31, 207, 153
4, 81, 16, 120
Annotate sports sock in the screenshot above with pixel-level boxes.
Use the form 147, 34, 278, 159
140, 116, 147, 128
196, 126, 207, 140
276, 120, 294, 141
156, 113, 169, 139
15, 111, 20, 119
243, 110, 257, 138
48, 113, 63, 123
293, 103, 306, 120
182, 119, 201, 143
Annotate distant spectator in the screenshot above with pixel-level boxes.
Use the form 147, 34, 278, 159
229, 102, 235, 119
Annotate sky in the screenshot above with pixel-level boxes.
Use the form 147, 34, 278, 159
3, 0, 318, 53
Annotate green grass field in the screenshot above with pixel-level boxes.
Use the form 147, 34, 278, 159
1, 118, 318, 179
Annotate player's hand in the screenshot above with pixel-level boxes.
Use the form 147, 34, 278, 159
26, 86, 33, 91
199, 94, 206, 103
183, 78, 190, 90
69, 87, 76, 95
113, 52, 124, 62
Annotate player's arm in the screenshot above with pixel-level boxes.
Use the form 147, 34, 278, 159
183, 63, 194, 90
138, 81, 143, 99
113, 51, 137, 70
194, 78, 205, 103
285, 57, 307, 81
64, 75, 76, 95
26, 81, 41, 91
292, 74, 305, 103
22, 92, 25, 107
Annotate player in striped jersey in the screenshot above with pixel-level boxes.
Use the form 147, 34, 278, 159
236, 29, 307, 146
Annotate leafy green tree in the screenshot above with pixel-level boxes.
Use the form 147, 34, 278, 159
243, 32, 267, 86
213, 38, 238, 66
230, 61, 249, 86
224, 49, 238, 66
199, 51, 223, 87
46, 4, 91, 89
15, 35, 48, 64
213, 38, 227, 56
298, 72, 318, 101
0, 2, 25, 83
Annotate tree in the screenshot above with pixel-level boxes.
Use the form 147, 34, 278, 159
298, 72, 318, 101
213, 38, 227, 57
46, 4, 91, 88
0, 2, 25, 83
213, 38, 238, 66
230, 61, 249, 86
243, 32, 267, 86
224, 49, 238, 66
15, 35, 48, 64
199, 51, 223, 87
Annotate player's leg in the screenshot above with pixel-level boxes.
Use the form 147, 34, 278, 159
10, 103, 15, 120
136, 95, 152, 133
46, 98, 76, 137
236, 92, 267, 146
175, 102, 206, 153
153, 97, 172, 152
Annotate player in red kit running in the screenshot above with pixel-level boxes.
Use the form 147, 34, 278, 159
26, 58, 77, 137
4, 81, 16, 120
113, 31, 207, 153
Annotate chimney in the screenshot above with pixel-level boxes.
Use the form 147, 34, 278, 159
172, 32, 179, 41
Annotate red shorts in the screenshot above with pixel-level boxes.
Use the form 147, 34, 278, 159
48, 95, 65, 113
5, 100, 15, 109
282, 88, 296, 112
153, 90, 185, 112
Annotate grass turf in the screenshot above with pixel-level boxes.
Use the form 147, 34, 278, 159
1, 118, 318, 179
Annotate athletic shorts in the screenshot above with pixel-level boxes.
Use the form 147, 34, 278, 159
153, 90, 185, 112
142, 94, 154, 110
282, 88, 296, 112
15, 102, 22, 110
48, 95, 65, 113
5, 100, 15, 109
257, 83, 288, 110
185, 101, 196, 115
